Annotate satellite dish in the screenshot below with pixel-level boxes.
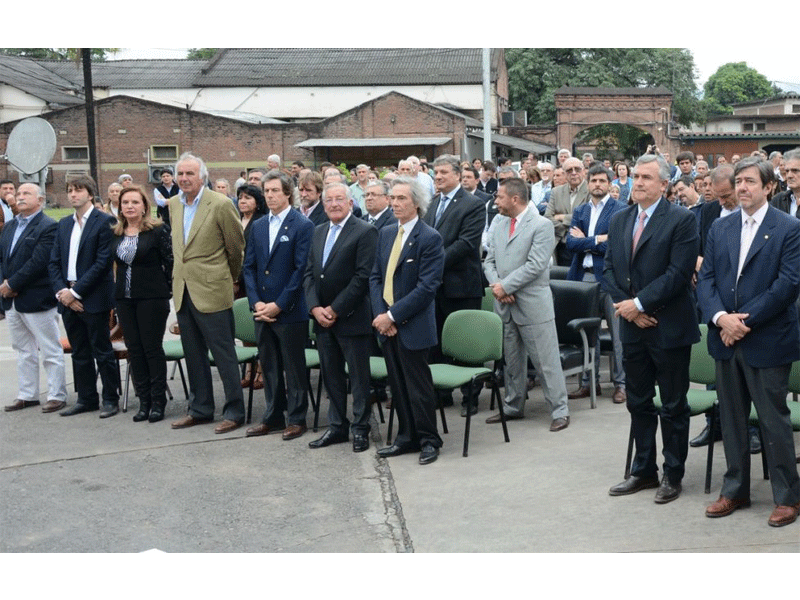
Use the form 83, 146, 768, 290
4, 117, 57, 175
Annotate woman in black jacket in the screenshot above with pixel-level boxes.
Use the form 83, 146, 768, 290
111, 186, 173, 422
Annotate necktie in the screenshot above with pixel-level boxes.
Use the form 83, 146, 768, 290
509, 217, 516, 237
434, 195, 448, 227
369, 216, 375, 224
631, 211, 647, 254
383, 226, 405, 306
737, 217, 756, 278
322, 224, 339, 267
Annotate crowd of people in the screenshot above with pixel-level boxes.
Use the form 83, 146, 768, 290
1, 144, 798, 528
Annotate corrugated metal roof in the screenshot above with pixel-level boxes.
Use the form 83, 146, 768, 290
0, 55, 83, 106
296, 137, 452, 148
44, 59, 205, 89
467, 131, 556, 154
195, 48, 497, 87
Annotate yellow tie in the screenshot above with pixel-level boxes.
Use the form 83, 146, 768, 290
383, 226, 405, 306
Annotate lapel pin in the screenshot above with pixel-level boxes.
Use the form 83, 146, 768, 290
764, 235, 769, 239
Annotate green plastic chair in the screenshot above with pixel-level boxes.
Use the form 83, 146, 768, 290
624, 324, 719, 493
304, 320, 324, 431
162, 338, 188, 400
428, 309, 510, 457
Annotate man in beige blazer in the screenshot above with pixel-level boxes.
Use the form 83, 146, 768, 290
483, 177, 570, 432
544, 157, 589, 266
169, 153, 246, 434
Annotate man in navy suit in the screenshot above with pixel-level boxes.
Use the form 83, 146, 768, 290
298, 171, 329, 227
566, 164, 626, 403
304, 182, 378, 453
604, 154, 700, 504
698, 157, 800, 527
49, 176, 119, 418
371, 176, 444, 465
362, 181, 397, 231
1, 184, 67, 414
243, 171, 314, 441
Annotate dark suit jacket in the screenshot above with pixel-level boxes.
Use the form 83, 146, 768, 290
603, 198, 700, 349
770, 189, 796, 215
566, 197, 625, 282
244, 208, 314, 324
370, 219, 444, 351
0, 211, 58, 313
304, 213, 378, 337
49, 208, 116, 314
477, 178, 498, 196
422, 186, 484, 299
697, 205, 800, 368
301, 202, 329, 227
110, 224, 173, 300
363, 208, 397, 230
698, 200, 722, 257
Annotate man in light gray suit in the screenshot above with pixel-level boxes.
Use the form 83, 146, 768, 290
544, 157, 590, 266
483, 178, 570, 431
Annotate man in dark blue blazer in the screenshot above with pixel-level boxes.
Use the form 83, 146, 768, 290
371, 176, 444, 465
697, 157, 800, 527
49, 176, 119, 418
243, 171, 314, 441
566, 164, 626, 402
1, 184, 67, 413
362, 181, 397, 231
604, 154, 700, 504
304, 182, 378, 453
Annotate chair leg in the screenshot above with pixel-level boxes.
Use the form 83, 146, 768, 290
624, 422, 635, 479
122, 360, 131, 413
374, 393, 385, 424
313, 374, 323, 432
306, 369, 318, 415
589, 351, 597, 409
462, 384, 473, 457
386, 400, 395, 446
759, 427, 769, 480
169, 361, 177, 381
165, 382, 174, 402
495, 381, 510, 443
246, 359, 256, 425
177, 361, 189, 400
705, 409, 716, 494
438, 392, 448, 435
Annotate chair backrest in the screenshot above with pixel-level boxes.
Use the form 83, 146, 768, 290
307, 318, 316, 342
549, 265, 570, 280
232, 297, 257, 345
689, 324, 716, 385
788, 360, 800, 395
549, 279, 599, 346
441, 309, 503, 365
481, 287, 494, 312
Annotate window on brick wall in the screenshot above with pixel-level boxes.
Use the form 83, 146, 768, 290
150, 145, 179, 161
62, 146, 89, 161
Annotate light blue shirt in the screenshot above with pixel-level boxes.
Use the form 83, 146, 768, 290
10, 209, 41, 254
268, 205, 292, 253
180, 185, 206, 245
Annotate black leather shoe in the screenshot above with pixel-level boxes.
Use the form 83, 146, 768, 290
690, 424, 722, 447
376, 443, 416, 458
654, 474, 682, 504
419, 444, 439, 465
353, 434, 370, 453
132, 403, 151, 422
460, 403, 478, 417
99, 406, 120, 419
148, 403, 165, 423
609, 475, 660, 496
308, 429, 348, 449
60, 403, 98, 417
749, 430, 762, 454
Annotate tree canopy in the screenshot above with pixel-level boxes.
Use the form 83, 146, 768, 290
187, 49, 219, 60
506, 48, 702, 127
702, 62, 778, 115
0, 48, 115, 61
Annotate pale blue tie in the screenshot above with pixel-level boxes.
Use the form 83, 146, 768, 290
322, 224, 340, 267
434, 195, 449, 227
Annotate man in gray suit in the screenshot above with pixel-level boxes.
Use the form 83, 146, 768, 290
483, 177, 570, 432
545, 157, 590, 266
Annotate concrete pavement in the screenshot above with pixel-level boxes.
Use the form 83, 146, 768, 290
1, 308, 798, 553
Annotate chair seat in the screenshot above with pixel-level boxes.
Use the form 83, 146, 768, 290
654, 388, 716, 416
558, 345, 585, 371
429, 364, 492, 390
163, 339, 185, 360
369, 356, 388, 381
305, 348, 320, 369
749, 402, 800, 431
208, 345, 258, 364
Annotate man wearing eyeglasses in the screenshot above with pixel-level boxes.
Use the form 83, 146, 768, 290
362, 181, 397, 231
770, 148, 800, 218
545, 157, 589, 266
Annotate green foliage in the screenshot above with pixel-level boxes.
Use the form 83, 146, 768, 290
578, 124, 651, 161
506, 48, 702, 127
702, 62, 778, 116
0, 48, 116, 61
187, 48, 219, 60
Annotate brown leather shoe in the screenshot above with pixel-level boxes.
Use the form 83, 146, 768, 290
768, 502, 800, 527
705, 496, 751, 518
4, 399, 40, 412
549, 416, 570, 432
485, 412, 523, 424
568, 386, 601, 399
171, 414, 213, 429
214, 419, 243, 434
245, 423, 281, 437
41, 400, 67, 413
282, 424, 307, 440
612, 387, 627, 404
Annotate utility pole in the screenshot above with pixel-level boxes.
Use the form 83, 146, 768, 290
81, 49, 98, 184
482, 48, 492, 161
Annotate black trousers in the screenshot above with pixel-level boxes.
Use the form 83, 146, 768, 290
116, 297, 170, 406
624, 340, 691, 484
255, 320, 308, 427
62, 308, 120, 409
382, 335, 442, 450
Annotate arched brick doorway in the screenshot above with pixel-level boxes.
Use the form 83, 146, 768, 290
554, 87, 675, 156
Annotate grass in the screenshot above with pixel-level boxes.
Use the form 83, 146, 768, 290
45, 207, 74, 221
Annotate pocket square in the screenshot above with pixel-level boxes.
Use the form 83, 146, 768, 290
280, 235, 289, 242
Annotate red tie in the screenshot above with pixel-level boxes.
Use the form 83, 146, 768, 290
509, 217, 516, 237
632, 211, 647, 254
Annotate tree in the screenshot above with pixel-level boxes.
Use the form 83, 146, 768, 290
187, 48, 219, 60
0, 48, 115, 61
702, 62, 778, 116
506, 48, 702, 127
